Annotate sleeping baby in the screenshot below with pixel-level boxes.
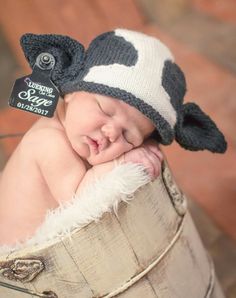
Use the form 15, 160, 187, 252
0, 91, 162, 245
0, 29, 226, 245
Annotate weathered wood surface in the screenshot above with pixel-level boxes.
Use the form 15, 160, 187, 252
0, 162, 225, 297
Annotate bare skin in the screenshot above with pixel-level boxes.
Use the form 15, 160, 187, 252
0, 91, 163, 245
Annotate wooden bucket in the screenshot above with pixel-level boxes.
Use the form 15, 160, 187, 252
0, 160, 225, 298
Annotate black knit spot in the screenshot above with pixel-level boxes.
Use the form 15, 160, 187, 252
85, 31, 138, 68
162, 60, 186, 112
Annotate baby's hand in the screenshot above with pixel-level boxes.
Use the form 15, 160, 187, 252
118, 139, 164, 180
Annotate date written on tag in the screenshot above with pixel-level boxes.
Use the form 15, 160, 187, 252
16, 101, 49, 116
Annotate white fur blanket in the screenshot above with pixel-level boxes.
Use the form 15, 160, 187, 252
0, 163, 151, 255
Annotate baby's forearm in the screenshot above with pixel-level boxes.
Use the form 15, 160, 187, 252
75, 155, 124, 195
75, 140, 163, 196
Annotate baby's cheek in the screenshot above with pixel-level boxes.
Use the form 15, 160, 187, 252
110, 141, 133, 159
109, 138, 133, 155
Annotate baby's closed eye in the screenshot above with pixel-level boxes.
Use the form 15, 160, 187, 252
123, 129, 134, 146
97, 101, 114, 117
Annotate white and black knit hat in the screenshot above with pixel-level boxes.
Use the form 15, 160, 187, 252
20, 28, 227, 153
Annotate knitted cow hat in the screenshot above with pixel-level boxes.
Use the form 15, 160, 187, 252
20, 28, 227, 153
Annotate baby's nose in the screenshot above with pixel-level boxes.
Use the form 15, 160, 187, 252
101, 123, 122, 143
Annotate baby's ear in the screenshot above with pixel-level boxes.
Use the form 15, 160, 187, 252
175, 102, 227, 153
64, 93, 73, 103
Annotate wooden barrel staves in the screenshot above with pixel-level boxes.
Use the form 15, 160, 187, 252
0, 160, 225, 298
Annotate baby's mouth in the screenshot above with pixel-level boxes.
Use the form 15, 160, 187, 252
86, 136, 99, 154
91, 138, 99, 147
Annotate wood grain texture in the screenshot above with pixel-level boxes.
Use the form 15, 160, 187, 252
0, 163, 224, 297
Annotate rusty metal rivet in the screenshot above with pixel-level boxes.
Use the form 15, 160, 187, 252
0, 258, 45, 282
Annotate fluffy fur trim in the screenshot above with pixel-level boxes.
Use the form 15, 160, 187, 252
0, 163, 150, 255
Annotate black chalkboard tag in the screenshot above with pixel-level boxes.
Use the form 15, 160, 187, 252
9, 53, 59, 118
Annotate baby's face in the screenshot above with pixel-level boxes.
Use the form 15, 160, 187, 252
63, 91, 155, 165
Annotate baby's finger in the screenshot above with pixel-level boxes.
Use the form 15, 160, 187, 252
144, 144, 163, 162
144, 151, 162, 179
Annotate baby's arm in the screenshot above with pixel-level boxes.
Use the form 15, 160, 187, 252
35, 129, 87, 205
76, 139, 163, 195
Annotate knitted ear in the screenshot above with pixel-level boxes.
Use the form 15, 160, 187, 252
20, 33, 85, 91
175, 102, 227, 153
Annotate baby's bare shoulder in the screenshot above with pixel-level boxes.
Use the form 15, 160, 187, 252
22, 127, 74, 159
20, 127, 86, 175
